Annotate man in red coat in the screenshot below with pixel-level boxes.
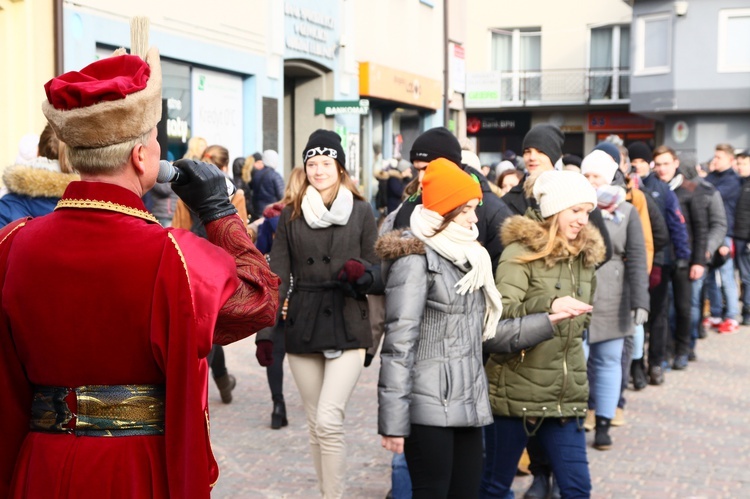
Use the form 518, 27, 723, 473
0, 22, 279, 499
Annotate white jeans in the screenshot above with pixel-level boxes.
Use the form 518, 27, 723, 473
287, 349, 365, 498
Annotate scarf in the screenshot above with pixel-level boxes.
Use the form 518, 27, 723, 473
301, 185, 354, 229
409, 205, 503, 340
596, 185, 627, 224
668, 173, 684, 192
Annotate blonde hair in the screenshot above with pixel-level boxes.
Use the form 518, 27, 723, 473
514, 213, 592, 266
66, 129, 152, 174
57, 141, 73, 174
290, 161, 364, 220
183, 137, 207, 160
202, 144, 229, 170
281, 167, 307, 206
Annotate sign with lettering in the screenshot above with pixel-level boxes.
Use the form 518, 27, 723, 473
359, 62, 442, 110
284, 1, 339, 69
314, 99, 370, 116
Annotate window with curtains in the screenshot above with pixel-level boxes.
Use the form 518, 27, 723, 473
589, 25, 630, 100
718, 8, 750, 72
491, 28, 541, 101
634, 12, 671, 75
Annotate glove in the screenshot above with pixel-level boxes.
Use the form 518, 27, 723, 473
649, 266, 662, 290
171, 159, 237, 224
353, 271, 374, 294
255, 340, 274, 367
632, 308, 649, 326
364, 353, 374, 368
337, 259, 366, 284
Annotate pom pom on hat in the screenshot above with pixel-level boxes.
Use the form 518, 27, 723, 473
581, 150, 619, 185
461, 150, 481, 171
410, 127, 462, 166
422, 158, 482, 216
533, 170, 597, 218
628, 141, 653, 163
303, 129, 346, 168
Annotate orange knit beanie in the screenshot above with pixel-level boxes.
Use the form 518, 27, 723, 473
422, 158, 483, 216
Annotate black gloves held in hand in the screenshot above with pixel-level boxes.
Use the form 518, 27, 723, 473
171, 159, 237, 224
337, 259, 374, 297
255, 340, 274, 367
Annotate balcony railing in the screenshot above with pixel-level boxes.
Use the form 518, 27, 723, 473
465, 68, 631, 109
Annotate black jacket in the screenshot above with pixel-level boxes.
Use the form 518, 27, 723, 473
735, 178, 750, 241
672, 177, 715, 267
501, 180, 614, 265
394, 166, 512, 272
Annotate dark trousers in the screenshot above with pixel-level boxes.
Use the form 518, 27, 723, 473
404, 424, 483, 499
480, 417, 591, 499
648, 264, 692, 365
266, 324, 286, 402
208, 344, 227, 379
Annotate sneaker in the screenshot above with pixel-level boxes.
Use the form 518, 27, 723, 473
523, 473, 551, 499
631, 359, 648, 390
673, 354, 689, 370
742, 314, 750, 326
703, 316, 723, 329
611, 407, 626, 427
717, 318, 739, 334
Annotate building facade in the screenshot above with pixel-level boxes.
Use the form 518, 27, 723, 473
463, 0, 651, 164
628, 0, 750, 162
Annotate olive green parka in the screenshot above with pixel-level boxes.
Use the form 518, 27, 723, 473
485, 209, 606, 421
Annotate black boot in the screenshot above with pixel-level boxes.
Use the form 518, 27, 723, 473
631, 358, 648, 391
523, 473, 550, 499
214, 374, 236, 404
593, 416, 612, 450
271, 399, 288, 429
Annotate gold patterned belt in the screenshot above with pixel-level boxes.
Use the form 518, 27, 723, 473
30, 384, 165, 437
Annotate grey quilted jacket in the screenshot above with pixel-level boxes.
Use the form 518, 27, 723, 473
375, 230, 555, 437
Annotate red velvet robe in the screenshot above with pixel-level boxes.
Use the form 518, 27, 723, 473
0, 181, 279, 498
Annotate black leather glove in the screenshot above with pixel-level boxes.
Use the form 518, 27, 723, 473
171, 159, 237, 224
364, 353, 374, 368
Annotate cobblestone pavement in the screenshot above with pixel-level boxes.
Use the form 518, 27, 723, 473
209, 325, 750, 498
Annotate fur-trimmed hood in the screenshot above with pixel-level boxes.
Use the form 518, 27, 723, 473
500, 212, 606, 268
375, 229, 426, 261
2, 162, 80, 198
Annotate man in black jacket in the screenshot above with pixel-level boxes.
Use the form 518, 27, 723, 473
502, 124, 613, 265
653, 145, 725, 369
394, 127, 512, 272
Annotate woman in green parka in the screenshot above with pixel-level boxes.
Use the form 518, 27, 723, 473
480, 170, 606, 499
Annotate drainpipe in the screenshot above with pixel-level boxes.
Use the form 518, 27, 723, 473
443, 0, 450, 128
54, 0, 64, 74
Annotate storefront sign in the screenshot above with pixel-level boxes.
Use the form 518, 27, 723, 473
191, 68, 244, 159
359, 62, 442, 110
672, 121, 689, 144
465, 72, 502, 109
587, 111, 655, 132
450, 43, 466, 94
466, 112, 530, 135
284, 2, 338, 67
314, 99, 370, 116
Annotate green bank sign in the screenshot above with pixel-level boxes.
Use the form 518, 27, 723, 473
314, 99, 370, 116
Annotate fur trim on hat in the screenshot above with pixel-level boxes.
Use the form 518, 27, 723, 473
500, 214, 606, 269
42, 47, 163, 148
2, 164, 79, 198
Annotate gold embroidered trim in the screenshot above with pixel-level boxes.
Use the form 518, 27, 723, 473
167, 233, 190, 288
55, 198, 159, 224
0, 221, 26, 247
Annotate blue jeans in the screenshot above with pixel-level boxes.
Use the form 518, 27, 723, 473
705, 239, 740, 320
480, 417, 591, 499
392, 452, 412, 499
734, 239, 750, 312
690, 271, 707, 348
587, 338, 625, 419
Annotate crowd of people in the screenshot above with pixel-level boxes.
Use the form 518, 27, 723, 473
1, 20, 749, 499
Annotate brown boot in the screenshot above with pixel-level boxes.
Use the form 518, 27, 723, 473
215, 374, 236, 404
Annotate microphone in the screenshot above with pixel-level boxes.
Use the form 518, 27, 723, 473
157, 160, 183, 184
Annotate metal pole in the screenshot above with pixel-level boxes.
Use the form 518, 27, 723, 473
443, 0, 450, 128
54, 0, 64, 75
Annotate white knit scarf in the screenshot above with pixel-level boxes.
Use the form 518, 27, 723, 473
409, 205, 503, 340
301, 185, 354, 229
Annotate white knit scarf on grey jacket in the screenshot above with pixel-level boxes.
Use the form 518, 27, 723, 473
409, 205, 503, 340
301, 185, 354, 229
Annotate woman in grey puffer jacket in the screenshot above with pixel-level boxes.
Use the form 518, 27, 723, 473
376, 159, 562, 499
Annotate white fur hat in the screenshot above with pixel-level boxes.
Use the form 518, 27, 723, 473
580, 150, 619, 185
533, 170, 598, 218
